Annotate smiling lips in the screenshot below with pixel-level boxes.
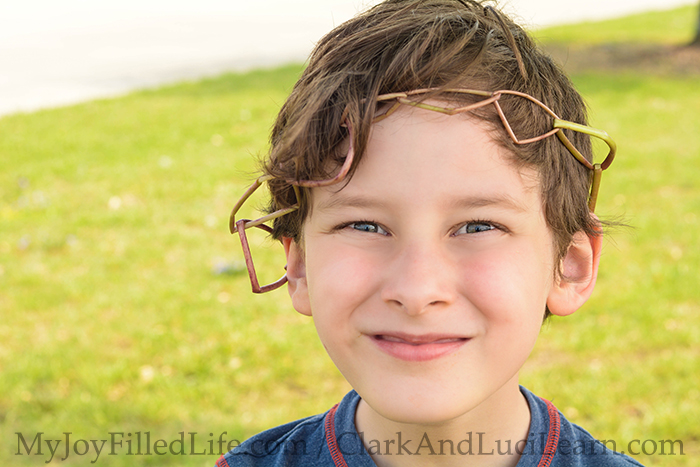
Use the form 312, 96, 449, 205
370, 333, 469, 362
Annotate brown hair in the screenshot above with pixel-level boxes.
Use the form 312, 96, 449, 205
262, 0, 597, 262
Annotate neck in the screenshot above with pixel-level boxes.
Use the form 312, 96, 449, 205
354, 376, 531, 467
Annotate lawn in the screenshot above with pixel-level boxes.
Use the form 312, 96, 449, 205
1, 5, 698, 466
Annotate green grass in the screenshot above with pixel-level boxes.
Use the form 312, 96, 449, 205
534, 4, 697, 45
2, 5, 699, 466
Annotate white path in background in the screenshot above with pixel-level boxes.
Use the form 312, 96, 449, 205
0, 0, 696, 117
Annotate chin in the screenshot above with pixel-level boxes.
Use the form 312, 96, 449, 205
366, 390, 470, 426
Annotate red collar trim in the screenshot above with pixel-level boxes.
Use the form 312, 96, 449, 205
538, 397, 561, 467
325, 403, 350, 467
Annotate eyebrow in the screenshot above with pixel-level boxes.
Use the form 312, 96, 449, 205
449, 193, 530, 213
315, 194, 389, 213
315, 193, 530, 213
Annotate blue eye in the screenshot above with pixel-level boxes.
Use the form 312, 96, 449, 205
455, 221, 496, 235
348, 222, 388, 235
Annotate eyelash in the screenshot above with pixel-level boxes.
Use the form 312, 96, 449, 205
336, 220, 389, 235
334, 219, 503, 236
453, 219, 500, 235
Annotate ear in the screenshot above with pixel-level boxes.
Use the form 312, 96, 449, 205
546, 227, 602, 317
282, 237, 312, 316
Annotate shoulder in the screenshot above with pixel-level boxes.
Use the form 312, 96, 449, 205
215, 391, 363, 467
559, 423, 646, 467
215, 413, 326, 467
521, 387, 646, 467
557, 420, 646, 466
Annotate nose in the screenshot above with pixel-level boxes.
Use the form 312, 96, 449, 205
380, 240, 457, 315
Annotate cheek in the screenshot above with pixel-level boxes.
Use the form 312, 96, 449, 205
461, 251, 546, 368
305, 243, 383, 315
304, 246, 383, 375
459, 246, 552, 323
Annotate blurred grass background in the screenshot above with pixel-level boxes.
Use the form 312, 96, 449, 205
1, 5, 698, 466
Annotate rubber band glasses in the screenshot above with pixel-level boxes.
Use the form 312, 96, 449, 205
229, 88, 617, 293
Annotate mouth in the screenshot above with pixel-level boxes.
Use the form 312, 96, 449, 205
370, 333, 469, 361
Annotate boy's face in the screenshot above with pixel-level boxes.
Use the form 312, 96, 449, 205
284, 105, 591, 424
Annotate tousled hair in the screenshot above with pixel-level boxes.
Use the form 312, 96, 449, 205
262, 0, 598, 266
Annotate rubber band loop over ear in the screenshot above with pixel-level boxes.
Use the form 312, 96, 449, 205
235, 219, 288, 293
229, 128, 357, 293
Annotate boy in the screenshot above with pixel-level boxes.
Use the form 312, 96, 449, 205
219, 0, 641, 466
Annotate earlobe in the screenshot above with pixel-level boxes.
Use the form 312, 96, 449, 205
546, 228, 602, 317
282, 237, 312, 316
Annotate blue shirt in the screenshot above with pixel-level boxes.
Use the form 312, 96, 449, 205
216, 387, 645, 466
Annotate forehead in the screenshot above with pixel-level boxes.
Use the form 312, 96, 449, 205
313, 104, 541, 215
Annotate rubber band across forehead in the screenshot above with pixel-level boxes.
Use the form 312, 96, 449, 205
229, 87, 617, 293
